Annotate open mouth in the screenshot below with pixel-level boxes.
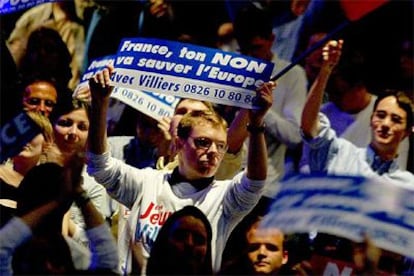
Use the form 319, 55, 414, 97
377, 131, 391, 139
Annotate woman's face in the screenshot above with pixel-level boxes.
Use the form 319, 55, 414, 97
54, 108, 89, 154
168, 216, 209, 267
17, 134, 45, 159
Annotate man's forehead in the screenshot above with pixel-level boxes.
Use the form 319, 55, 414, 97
191, 122, 225, 131
191, 123, 227, 138
376, 96, 407, 117
248, 225, 284, 238
175, 100, 210, 113
24, 82, 57, 96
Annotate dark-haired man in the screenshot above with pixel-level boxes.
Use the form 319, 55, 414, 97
301, 40, 414, 186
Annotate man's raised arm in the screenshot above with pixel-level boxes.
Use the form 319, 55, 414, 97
301, 40, 343, 138
246, 81, 274, 180
88, 65, 115, 154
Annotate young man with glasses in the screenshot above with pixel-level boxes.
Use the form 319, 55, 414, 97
86, 65, 273, 274
156, 97, 246, 180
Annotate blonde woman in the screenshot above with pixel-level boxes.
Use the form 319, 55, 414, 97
0, 111, 54, 227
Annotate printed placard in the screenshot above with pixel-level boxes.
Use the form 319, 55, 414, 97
0, 0, 57, 14
74, 55, 116, 93
112, 38, 274, 109
76, 55, 179, 120
0, 112, 41, 162
262, 174, 414, 258
110, 87, 179, 120
310, 255, 355, 276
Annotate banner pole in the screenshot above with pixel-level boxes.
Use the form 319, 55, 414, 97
269, 21, 349, 82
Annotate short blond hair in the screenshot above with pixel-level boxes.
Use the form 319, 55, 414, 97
177, 110, 228, 139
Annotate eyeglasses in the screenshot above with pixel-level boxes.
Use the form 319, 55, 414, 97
188, 136, 228, 154
25, 97, 56, 108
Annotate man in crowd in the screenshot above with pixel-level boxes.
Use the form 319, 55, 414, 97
301, 39, 414, 186
86, 64, 274, 273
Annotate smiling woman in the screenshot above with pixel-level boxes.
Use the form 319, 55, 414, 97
50, 97, 90, 157
47, 94, 112, 248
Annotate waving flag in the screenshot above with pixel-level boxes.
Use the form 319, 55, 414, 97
270, 0, 390, 81
340, 0, 389, 21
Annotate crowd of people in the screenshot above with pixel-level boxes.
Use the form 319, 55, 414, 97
1, 0, 413, 275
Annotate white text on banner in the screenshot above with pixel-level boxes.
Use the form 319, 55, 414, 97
74, 55, 115, 93
112, 38, 274, 109
262, 174, 414, 258
76, 55, 179, 120
110, 87, 178, 121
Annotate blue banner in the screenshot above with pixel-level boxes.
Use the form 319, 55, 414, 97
112, 38, 274, 109
110, 87, 179, 120
0, 112, 41, 162
77, 55, 116, 88
0, 0, 57, 14
262, 174, 414, 258
76, 55, 179, 120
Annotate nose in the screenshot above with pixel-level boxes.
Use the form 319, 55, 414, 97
185, 234, 195, 247
68, 124, 79, 136
36, 101, 47, 113
258, 244, 267, 255
381, 116, 392, 128
207, 141, 219, 153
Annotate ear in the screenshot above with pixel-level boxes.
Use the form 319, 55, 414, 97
175, 137, 185, 151
282, 250, 288, 265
